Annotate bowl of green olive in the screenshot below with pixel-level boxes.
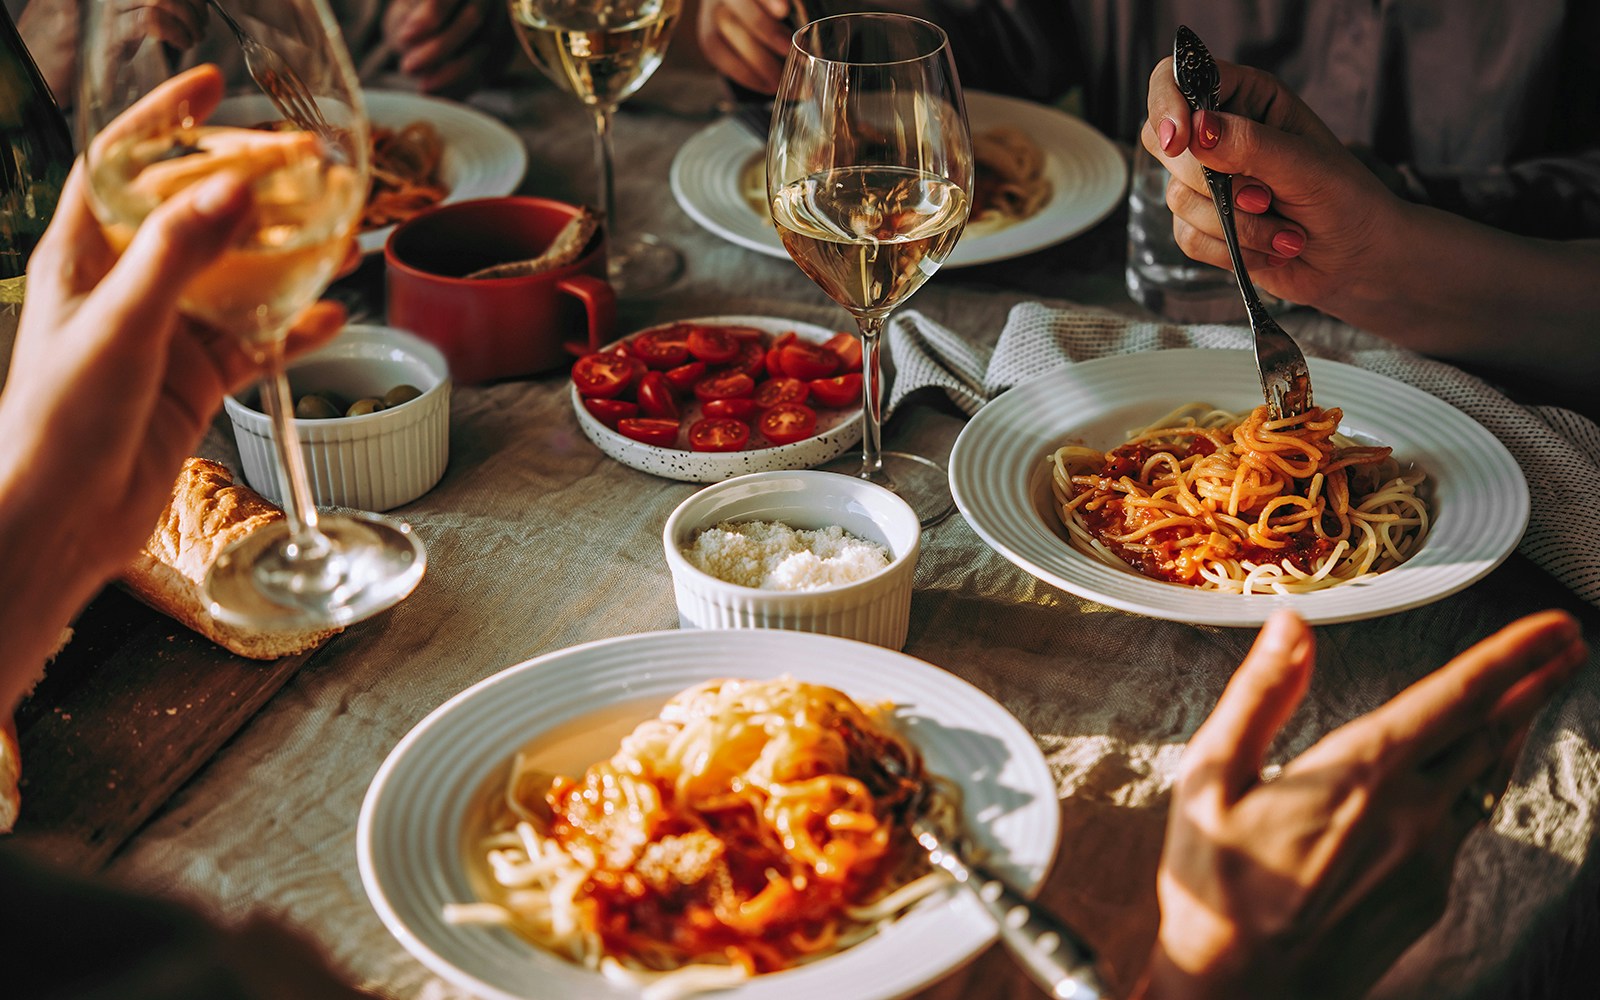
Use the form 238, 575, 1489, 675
225, 324, 451, 512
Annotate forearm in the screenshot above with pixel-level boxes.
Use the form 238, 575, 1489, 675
1324, 202, 1600, 406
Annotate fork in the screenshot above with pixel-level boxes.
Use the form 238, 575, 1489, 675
1173, 25, 1312, 420
207, 0, 336, 139
884, 756, 1107, 999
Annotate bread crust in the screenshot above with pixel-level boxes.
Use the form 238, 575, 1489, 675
0, 713, 18, 834
119, 458, 341, 659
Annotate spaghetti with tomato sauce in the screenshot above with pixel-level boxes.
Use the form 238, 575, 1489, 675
1050, 403, 1429, 594
444, 678, 959, 999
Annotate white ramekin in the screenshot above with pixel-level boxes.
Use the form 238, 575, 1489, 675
662, 470, 921, 649
224, 324, 450, 512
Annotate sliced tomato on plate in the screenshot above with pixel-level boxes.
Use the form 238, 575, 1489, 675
759, 402, 818, 445
688, 417, 751, 452
583, 397, 638, 429
617, 417, 681, 447
572, 352, 643, 398
753, 376, 810, 408
703, 397, 761, 420
686, 325, 741, 364
823, 332, 864, 372
629, 327, 690, 369
637, 371, 679, 420
693, 370, 756, 402
808, 373, 862, 408
663, 360, 707, 391
765, 331, 797, 377
779, 342, 840, 380
722, 338, 768, 379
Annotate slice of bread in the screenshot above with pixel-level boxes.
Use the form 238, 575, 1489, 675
119, 458, 341, 659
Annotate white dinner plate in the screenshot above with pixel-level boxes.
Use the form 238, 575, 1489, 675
360, 90, 528, 254
358, 629, 1060, 1000
670, 91, 1126, 268
570, 315, 863, 482
948, 350, 1529, 626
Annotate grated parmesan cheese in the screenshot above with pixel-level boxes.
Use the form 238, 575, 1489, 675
682, 520, 891, 591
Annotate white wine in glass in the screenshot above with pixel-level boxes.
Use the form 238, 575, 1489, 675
78, 0, 425, 630
769, 13, 973, 526
511, 0, 684, 296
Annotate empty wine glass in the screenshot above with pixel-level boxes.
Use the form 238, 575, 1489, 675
768, 13, 973, 527
78, 0, 425, 630
511, 0, 684, 296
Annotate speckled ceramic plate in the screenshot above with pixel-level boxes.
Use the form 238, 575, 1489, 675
570, 315, 864, 482
357, 629, 1059, 1000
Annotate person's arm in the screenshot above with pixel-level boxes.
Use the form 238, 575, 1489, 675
1132, 610, 1586, 1000
380, 0, 513, 97
1142, 57, 1600, 409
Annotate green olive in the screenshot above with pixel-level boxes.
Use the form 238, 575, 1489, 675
295, 394, 341, 420
383, 383, 423, 407
346, 397, 387, 417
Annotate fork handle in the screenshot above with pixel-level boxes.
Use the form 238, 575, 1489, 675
1200, 166, 1272, 326
923, 841, 1108, 999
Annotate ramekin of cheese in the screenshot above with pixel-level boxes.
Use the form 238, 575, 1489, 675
662, 470, 920, 649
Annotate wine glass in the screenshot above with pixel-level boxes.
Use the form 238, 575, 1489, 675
78, 0, 425, 630
768, 13, 973, 527
510, 0, 684, 296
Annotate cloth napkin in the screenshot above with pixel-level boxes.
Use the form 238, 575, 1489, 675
886, 301, 1600, 608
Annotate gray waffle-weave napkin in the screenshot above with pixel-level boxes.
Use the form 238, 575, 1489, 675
886, 301, 1600, 607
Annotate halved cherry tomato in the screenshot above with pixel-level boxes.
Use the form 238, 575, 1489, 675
686, 325, 740, 364
703, 397, 761, 420
753, 376, 809, 408
780, 342, 840, 380
693, 370, 756, 402
808, 373, 862, 408
823, 332, 863, 372
765, 331, 797, 377
629, 327, 690, 369
688, 417, 751, 452
722, 338, 768, 379
583, 397, 638, 429
759, 402, 818, 445
637, 371, 679, 420
723, 325, 767, 341
617, 417, 680, 447
572, 352, 643, 398
664, 360, 707, 391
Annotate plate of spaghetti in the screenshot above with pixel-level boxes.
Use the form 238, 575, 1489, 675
358, 630, 1058, 1000
670, 90, 1126, 268
949, 349, 1528, 626
359, 91, 527, 254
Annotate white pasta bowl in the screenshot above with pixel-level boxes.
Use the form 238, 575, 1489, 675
225, 324, 451, 512
662, 470, 920, 649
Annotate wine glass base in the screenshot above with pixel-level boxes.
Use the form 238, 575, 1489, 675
823, 450, 955, 528
608, 233, 683, 298
203, 511, 427, 632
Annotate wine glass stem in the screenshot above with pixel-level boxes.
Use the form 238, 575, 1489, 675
857, 314, 887, 481
258, 346, 331, 561
590, 104, 617, 248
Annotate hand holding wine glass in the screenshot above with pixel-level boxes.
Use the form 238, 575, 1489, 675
77, 0, 425, 631
510, 0, 684, 296
768, 13, 973, 526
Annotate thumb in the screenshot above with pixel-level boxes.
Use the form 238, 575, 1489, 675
92, 170, 254, 351
1187, 109, 1339, 202
1186, 609, 1315, 799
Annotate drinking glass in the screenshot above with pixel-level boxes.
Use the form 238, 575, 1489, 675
768, 13, 973, 526
510, 0, 684, 296
78, 0, 425, 630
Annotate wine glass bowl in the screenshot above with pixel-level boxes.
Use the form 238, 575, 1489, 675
768, 13, 973, 526
510, 0, 684, 296
77, 0, 425, 630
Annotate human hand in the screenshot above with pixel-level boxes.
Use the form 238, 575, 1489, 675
1140, 56, 1410, 314
1137, 609, 1586, 1000
697, 0, 794, 94
0, 69, 350, 593
382, 0, 504, 96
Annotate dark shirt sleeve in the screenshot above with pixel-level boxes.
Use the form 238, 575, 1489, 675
1403, 151, 1600, 240
879, 0, 1084, 103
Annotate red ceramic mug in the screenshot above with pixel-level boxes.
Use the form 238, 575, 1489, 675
384, 197, 616, 384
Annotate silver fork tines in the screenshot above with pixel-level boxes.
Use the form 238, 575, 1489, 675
1173, 25, 1312, 420
208, 0, 336, 139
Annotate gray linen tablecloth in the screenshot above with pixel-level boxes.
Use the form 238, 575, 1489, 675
97, 68, 1600, 1000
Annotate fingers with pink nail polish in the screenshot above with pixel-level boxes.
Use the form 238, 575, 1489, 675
1236, 184, 1272, 214
1272, 230, 1305, 257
